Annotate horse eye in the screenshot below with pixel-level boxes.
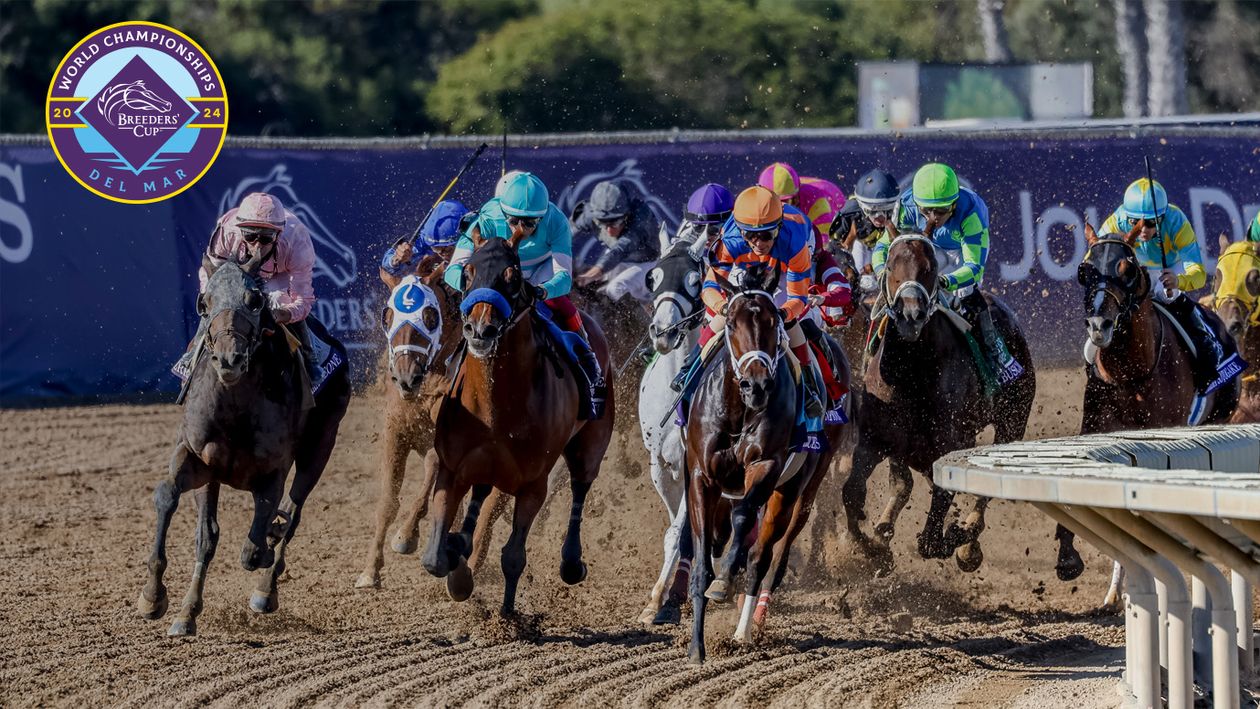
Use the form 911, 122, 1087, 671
247, 291, 264, 311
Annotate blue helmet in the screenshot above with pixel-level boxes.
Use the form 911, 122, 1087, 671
499, 172, 549, 218
684, 183, 734, 224
1122, 178, 1168, 221
420, 200, 469, 248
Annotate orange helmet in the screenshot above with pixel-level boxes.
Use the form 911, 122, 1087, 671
732, 186, 783, 232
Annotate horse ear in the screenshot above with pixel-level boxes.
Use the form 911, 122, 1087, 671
711, 270, 737, 297
414, 253, 439, 278
1084, 222, 1099, 247
1219, 232, 1232, 254
201, 252, 220, 278
1124, 220, 1142, 245
886, 218, 900, 239
507, 230, 525, 250
469, 224, 486, 249
657, 222, 671, 255
1247, 270, 1260, 298
843, 219, 858, 250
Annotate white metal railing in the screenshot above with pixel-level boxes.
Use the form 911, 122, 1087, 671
934, 424, 1260, 709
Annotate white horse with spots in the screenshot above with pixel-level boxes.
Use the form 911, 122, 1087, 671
636, 229, 709, 624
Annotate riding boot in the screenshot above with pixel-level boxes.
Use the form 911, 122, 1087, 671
671, 343, 701, 392
174, 315, 209, 405
799, 319, 847, 402
574, 325, 606, 420
790, 343, 825, 419
287, 319, 321, 386
961, 291, 1000, 373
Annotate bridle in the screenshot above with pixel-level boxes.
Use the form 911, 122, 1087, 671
723, 290, 786, 382
204, 278, 265, 373
1213, 247, 1260, 330
882, 235, 939, 321
1080, 239, 1145, 323
384, 277, 444, 374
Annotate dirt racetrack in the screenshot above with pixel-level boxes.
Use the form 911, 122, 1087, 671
1, 367, 1137, 707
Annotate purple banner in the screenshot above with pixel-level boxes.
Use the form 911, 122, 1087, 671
3, 131, 1258, 401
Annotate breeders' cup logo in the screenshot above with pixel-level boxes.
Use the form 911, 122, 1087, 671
556, 159, 678, 269
220, 165, 358, 287
45, 21, 227, 204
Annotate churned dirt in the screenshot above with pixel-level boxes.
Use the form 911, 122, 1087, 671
1, 367, 1139, 707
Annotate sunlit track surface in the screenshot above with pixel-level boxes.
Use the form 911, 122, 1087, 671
1, 370, 1134, 706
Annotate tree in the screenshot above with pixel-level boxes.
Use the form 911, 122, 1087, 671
1114, 0, 1148, 117
1144, 0, 1189, 115
977, 0, 1014, 63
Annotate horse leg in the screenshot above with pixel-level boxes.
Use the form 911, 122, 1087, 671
917, 485, 955, 560
842, 444, 885, 561
468, 487, 507, 574
951, 496, 990, 573
755, 453, 832, 627
392, 448, 437, 556
640, 476, 686, 624
240, 470, 285, 572
655, 498, 692, 626
356, 431, 409, 589
420, 461, 462, 579
443, 483, 491, 602
138, 445, 200, 620
500, 482, 547, 616
168, 482, 220, 636
708, 463, 776, 604
735, 490, 793, 643
688, 473, 715, 665
1055, 524, 1086, 581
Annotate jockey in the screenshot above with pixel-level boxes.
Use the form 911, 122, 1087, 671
184, 192, 320, 384
672, 186, 830, 417
1247, 209, 1260, 242
758, 161, 847, 235
680, 182, 735, 260
832, 169, 901, 293
886, 163, 999, 368
445, 172, 605, 415
570, 180, 661, 303
1100, 178, 1229, 411
379, 199, 470, 279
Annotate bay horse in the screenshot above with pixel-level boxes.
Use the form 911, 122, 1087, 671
421, 234, 615, 613
636, 239, 705, 624
1210, 234, 1260, 423
842, 233, 1035, 576
138, 250, 350, 636
1060, 223, 1241, 580
685, 265, 849, 664
355, 257, 504, 589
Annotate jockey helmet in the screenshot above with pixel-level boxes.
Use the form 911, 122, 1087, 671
685, 183, 734, 224
1122, 178, 1169, 221
733, 186, 783, 232
854, 169, 901, 211
494, 170, 525, 198
421, 200, 470, 248
499, 172, 549, 218
758, 162, 800, 200
235, 192, 286, 229
588, 181, 630, 221
912, 163, 960, 208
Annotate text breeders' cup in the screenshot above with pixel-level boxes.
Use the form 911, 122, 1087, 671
46, 21, 228, 204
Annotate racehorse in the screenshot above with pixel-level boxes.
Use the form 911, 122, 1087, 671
1210, 234, 1260, 423
842, 233, 1035, 576
1059, 224, 1240, 580
138, 250, 350, 636
356, 257, 504, 589
421, 233, 615, 613
636, 238, 706, 624
684, 265, 849, 664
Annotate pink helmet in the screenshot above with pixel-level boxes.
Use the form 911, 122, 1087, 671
758, 162, 800, 201
235, 192, 286, 229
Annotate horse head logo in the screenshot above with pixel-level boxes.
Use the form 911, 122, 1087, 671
219, 165, 358, 287
96, 80, 172, 126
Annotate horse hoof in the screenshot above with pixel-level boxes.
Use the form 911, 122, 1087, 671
391, 533, 418, 555
636, 606, 657, 624
137, 588, 169, 620
249, 590, 278, 614
446, 559, 474, 602
955, 542, 984, 573
652, 604, 681, 626
1056, 552, 1086, 582
873, 522, 895, 541
559, 559, 588, 585
354, 571, 381, 589
167, 617, 196, 637
704, 579, 730, 603
688, 646, 706, 665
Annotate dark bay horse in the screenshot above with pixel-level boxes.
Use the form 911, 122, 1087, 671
422, 234, 615, 613
1211, 235, 1260, 423
138, 251, 350, 636
1059, 224, 1240, 579
685, 267, 849, 663
356, 257, 504, 589
842, 234, 1035, 576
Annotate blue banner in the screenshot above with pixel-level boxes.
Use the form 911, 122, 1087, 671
3, 131, 1259, 402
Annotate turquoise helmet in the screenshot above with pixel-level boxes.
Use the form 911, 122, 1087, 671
499, 172, 549, 218
1122, 178, 1168, 221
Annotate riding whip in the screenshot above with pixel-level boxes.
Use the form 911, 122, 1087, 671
395, 142, 490, 248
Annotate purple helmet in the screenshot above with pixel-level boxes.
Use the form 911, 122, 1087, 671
684, 183, 734, 224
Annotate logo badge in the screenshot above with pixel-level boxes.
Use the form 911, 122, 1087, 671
46, 21, 227, 204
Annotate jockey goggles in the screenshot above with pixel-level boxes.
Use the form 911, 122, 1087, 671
506, 215, 540, 230
861, 204, 896, 220
596, 215, 626, 228
1127, 216, 1162, 229
240, 226, 278, 245
919, 205, 953, 219
740, 224, 779, 243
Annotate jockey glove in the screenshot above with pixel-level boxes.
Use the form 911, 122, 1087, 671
531, 285, 548, 301
271, 307, 293, 325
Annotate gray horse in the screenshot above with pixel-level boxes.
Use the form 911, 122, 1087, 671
137, 250, 351, 636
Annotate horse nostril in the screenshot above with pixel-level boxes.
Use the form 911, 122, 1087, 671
739, 379, 753, 391
462, 322, 473, 333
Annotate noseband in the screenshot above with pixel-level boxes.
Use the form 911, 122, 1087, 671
1082, 239, 1143, 319
723, 290, 785, 381
882, 235, 939, 320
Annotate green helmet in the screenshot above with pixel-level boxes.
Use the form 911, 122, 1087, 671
499, 172, 549, 218
912, 163, 960, 208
